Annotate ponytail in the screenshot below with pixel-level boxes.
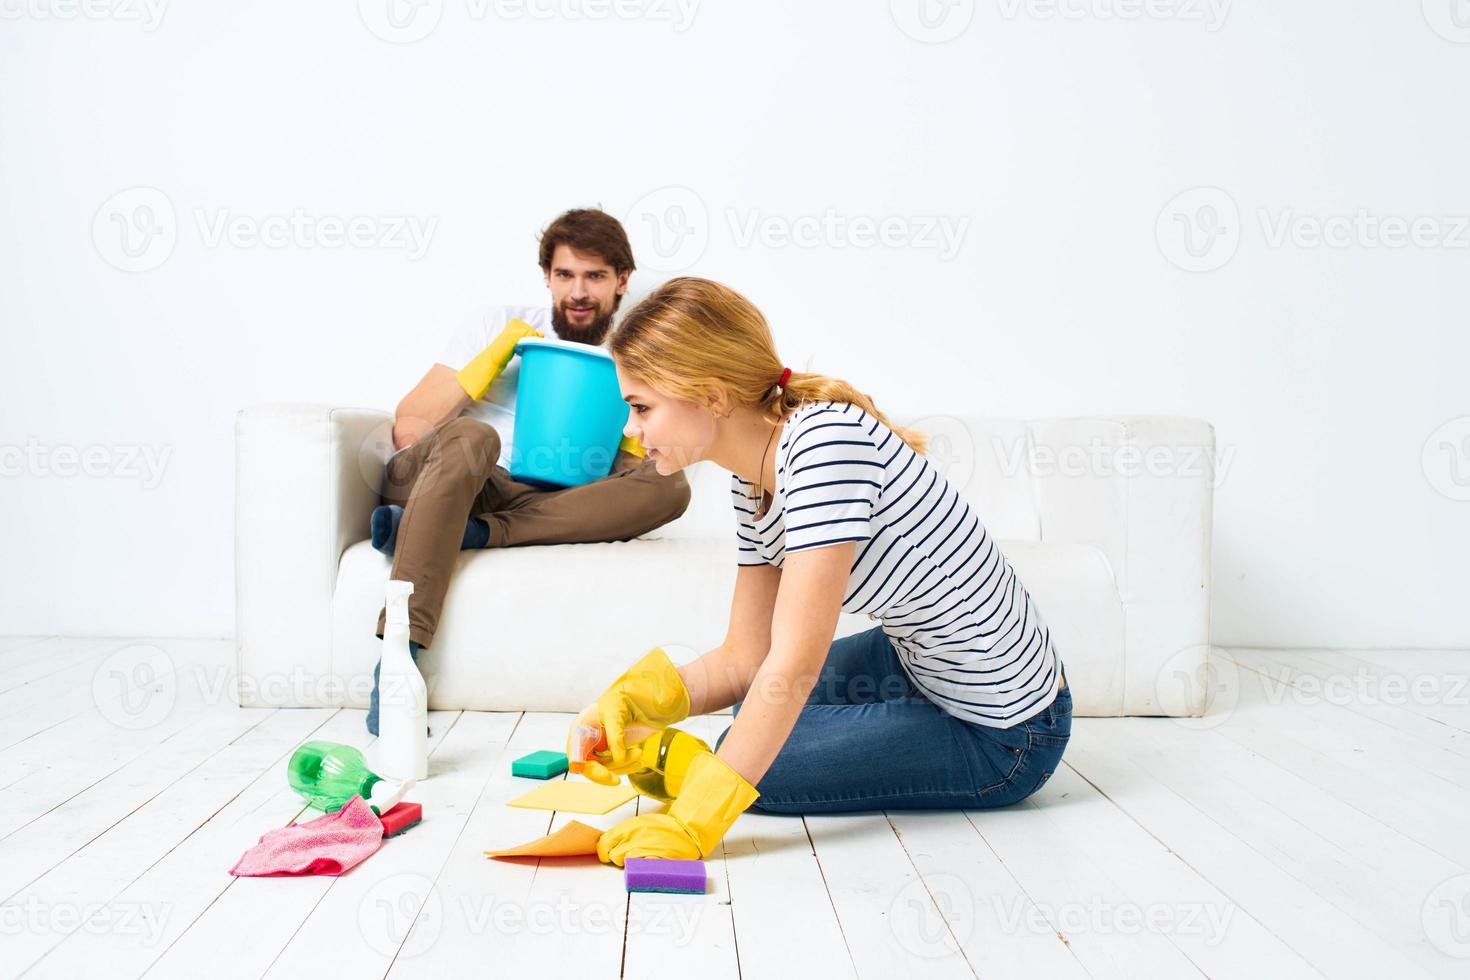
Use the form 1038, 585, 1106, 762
610, 277, 930, 455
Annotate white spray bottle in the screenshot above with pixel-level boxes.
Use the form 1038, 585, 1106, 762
378, 579, 428, 781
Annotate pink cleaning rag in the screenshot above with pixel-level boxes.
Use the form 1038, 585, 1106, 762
229, 794, 384, 877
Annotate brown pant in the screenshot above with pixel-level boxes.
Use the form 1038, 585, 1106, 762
373, 415, 691, 648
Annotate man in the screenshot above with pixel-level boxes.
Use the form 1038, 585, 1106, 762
365, 208, 692, 734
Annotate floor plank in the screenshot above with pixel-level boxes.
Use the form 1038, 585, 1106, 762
1232, 649, 1470, 763
804, 809, 978, 978
1210, 656, 1470, 868
1107, 716, 1464, 977
135, 710, 460, 980
1229, 650, 1470, 787
492, 716, 644, 979
0, 637, 126, 698
0, 641, 243, 840
1, 706, 334, 972
1067, 719, 1435, 978
1012, 762, 1305, 978
1257, 648, 1470, 735
381, 711, 565, 976
718, 790, 858, 978
884, 805, 1090, 978
961, 763, 1209, 979
261, 710, 518, 978
0, 636, 63, 673
0, 635, 55, 659
0, 703, 287, 904
21, 707, 375, 978
5, 640, 1467, 978
621, 712, 741, 980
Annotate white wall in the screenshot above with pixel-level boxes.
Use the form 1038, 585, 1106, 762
1, 1, 1465, 647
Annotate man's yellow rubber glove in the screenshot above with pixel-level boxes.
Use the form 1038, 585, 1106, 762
618, 434, 646, 458
455, 318, 543, 401
569, 647, 691, 786
596, 751, 760, 866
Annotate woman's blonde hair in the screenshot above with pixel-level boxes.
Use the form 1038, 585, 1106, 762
608, 277, 929, 455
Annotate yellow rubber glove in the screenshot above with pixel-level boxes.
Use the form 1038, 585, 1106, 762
618, 434, 647, 458
455, 318, 543, 401
568, 647, 691, 786
596, 751, 760, 866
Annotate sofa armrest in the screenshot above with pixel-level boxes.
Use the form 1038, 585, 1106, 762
1027, 415, 1216, 715
234, 403, 392, 706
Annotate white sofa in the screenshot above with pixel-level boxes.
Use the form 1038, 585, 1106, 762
234, 405, 1215, 717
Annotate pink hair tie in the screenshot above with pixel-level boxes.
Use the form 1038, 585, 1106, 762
775, 367, 791, 393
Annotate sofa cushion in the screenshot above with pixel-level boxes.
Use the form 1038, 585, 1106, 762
329, 535, 1120, 714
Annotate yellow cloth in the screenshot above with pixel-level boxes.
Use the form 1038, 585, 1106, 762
507, 780, 639, 815
455, 318, 542, 401
618, 434, 646, 458
596, 751, 760, 866
569, 647, 691, 786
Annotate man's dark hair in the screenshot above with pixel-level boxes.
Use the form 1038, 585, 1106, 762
538, 208, 636, 275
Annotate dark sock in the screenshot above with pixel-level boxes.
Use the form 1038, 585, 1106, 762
367, 639, 428, 737
370, 504, 401, 554
370, 505, 491, 557
463, 516, 490, 549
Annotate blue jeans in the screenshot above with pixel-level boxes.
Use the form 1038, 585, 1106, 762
715, 626, 1072, 814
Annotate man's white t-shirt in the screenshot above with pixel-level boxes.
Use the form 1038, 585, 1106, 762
432, 304, 554, 469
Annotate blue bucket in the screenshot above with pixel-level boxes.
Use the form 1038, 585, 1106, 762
508, 337, 629, 488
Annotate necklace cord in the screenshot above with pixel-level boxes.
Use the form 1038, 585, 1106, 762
753, 366, 792, 517
754, 424, 777, 516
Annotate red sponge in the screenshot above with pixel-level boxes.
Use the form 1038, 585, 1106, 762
379, 802, 422, 838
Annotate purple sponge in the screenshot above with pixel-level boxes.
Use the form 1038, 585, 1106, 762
623, 857, 707, 895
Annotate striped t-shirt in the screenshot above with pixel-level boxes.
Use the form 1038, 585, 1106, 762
731, 400, 1064, 728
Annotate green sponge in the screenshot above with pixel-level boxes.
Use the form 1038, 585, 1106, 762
512, 750, 569, 779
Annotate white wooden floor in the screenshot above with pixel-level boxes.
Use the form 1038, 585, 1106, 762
1, 637, 1467, 979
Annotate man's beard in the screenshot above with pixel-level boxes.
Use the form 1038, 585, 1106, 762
551, 303, 616, 346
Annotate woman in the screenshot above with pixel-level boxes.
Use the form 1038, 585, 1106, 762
577, 277, 1072, 867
